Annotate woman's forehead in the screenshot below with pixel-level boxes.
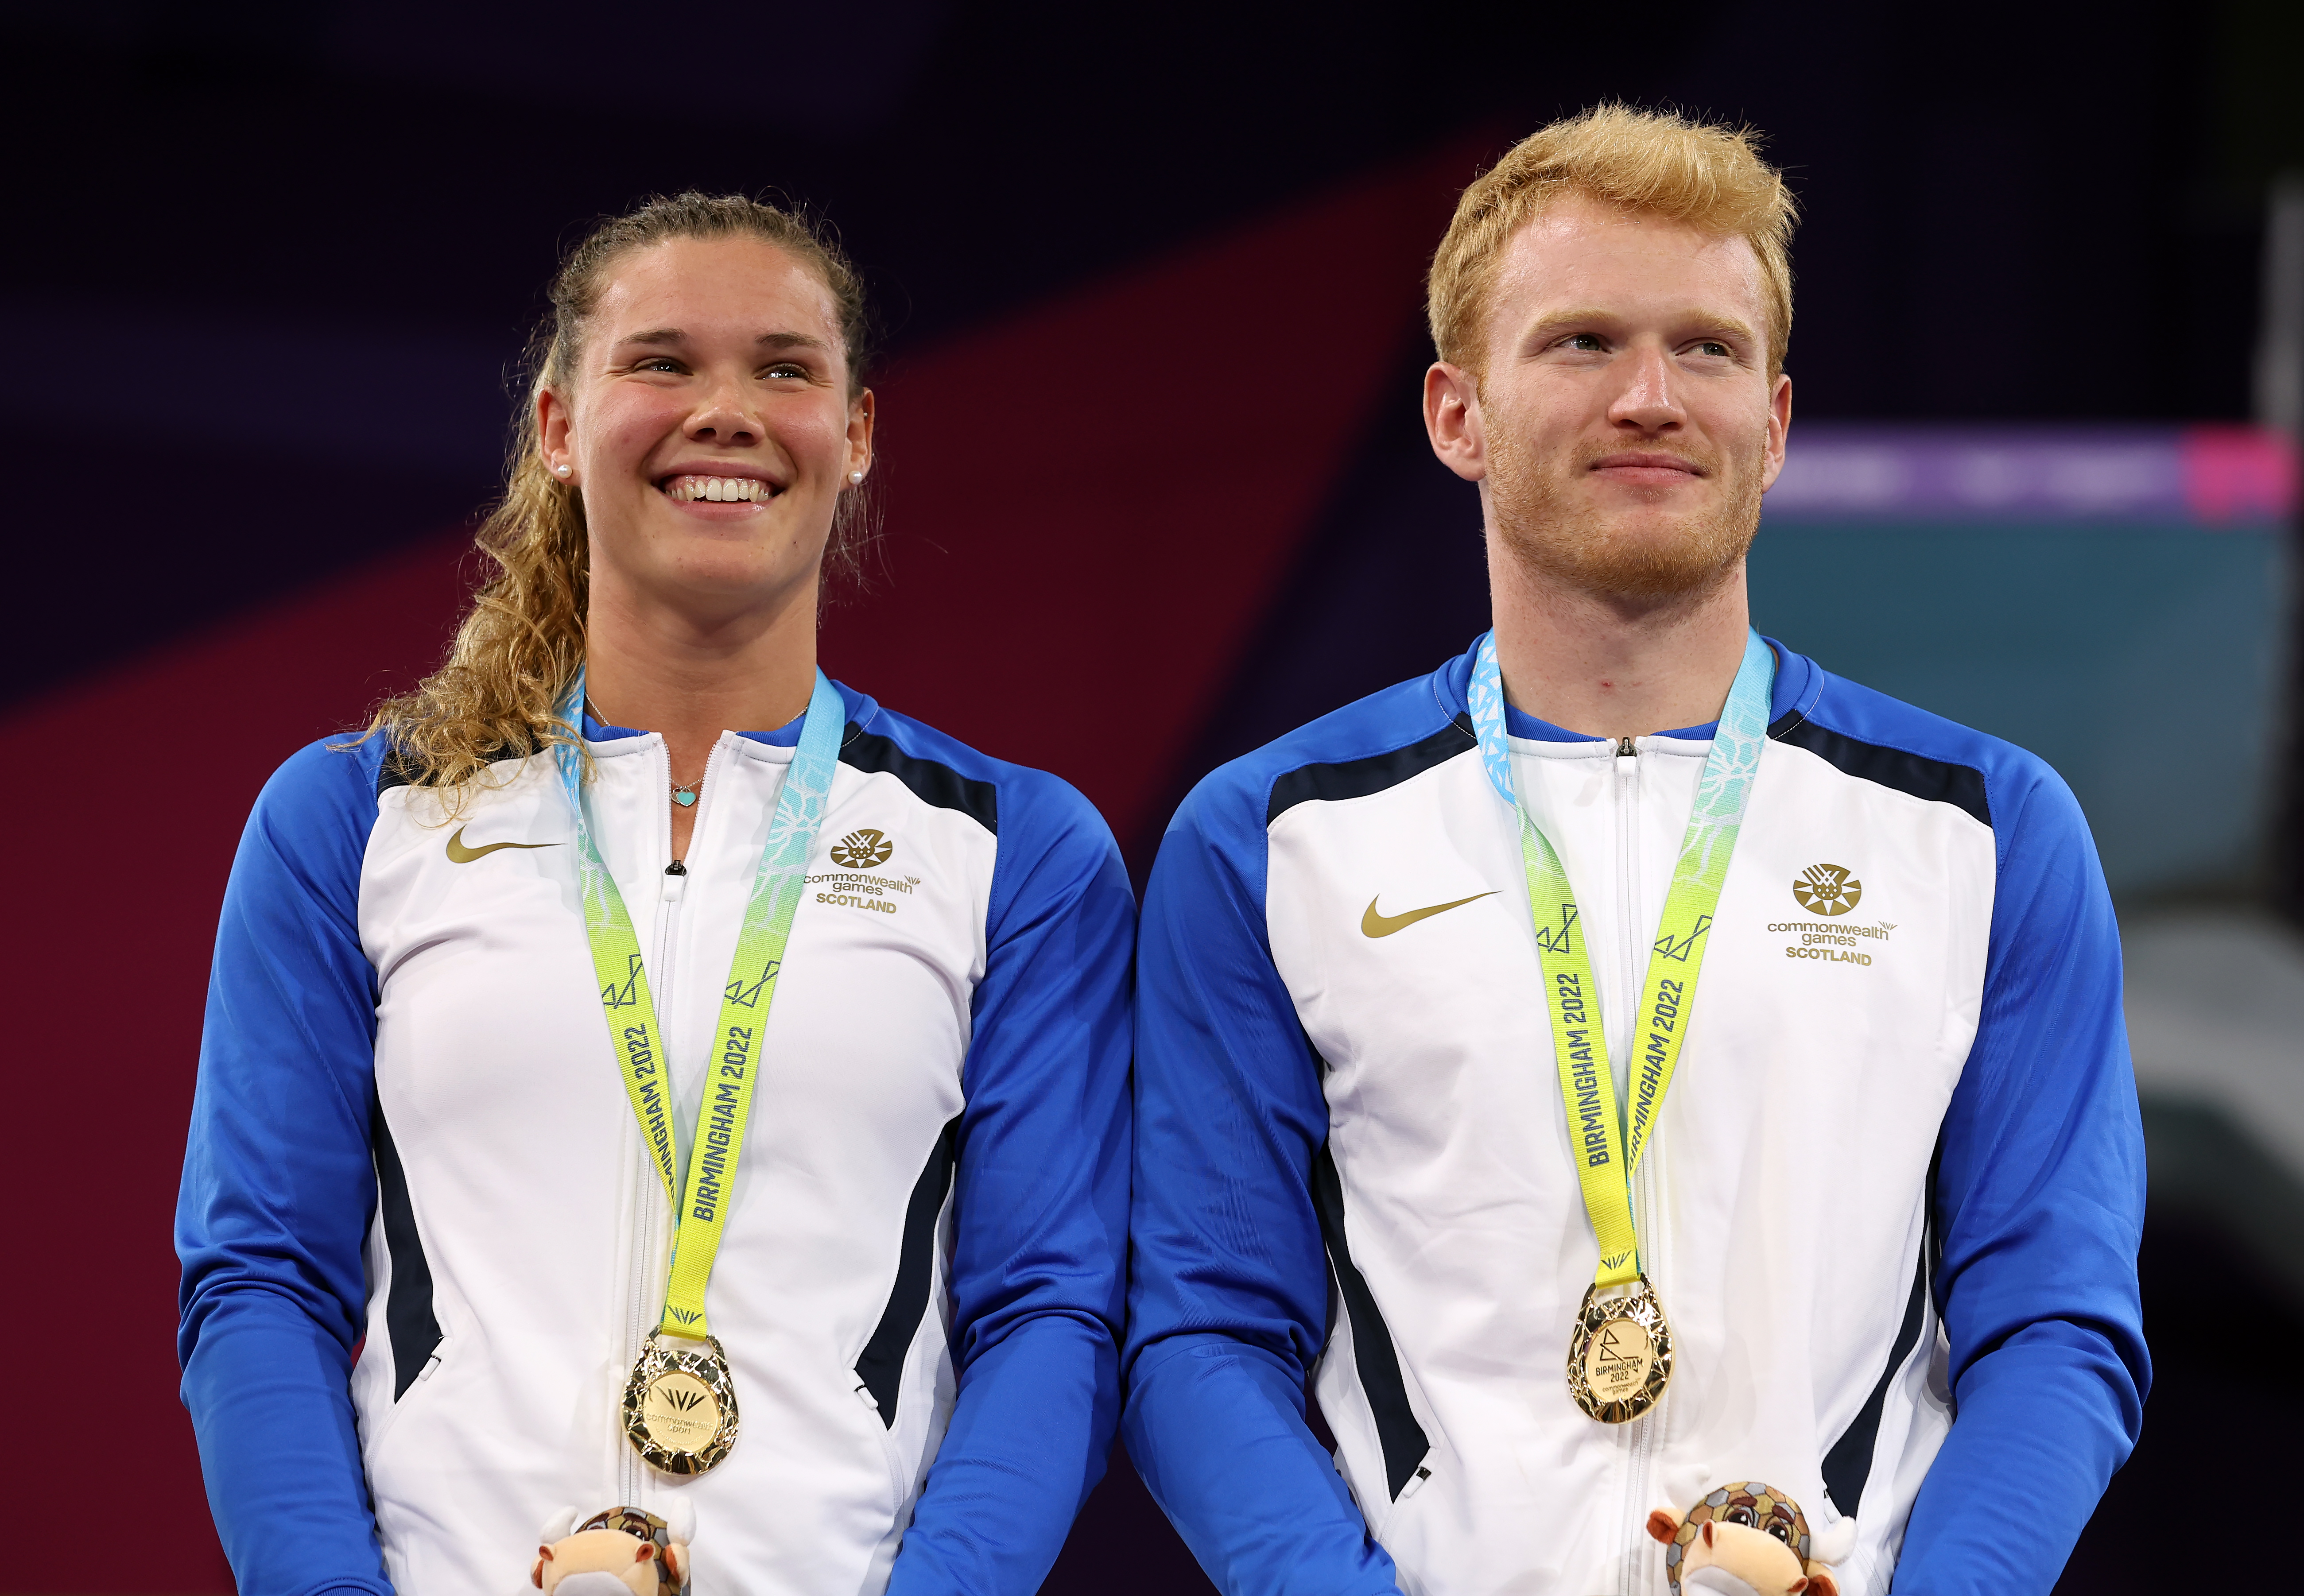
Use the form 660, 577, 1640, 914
593, 236, 839, 341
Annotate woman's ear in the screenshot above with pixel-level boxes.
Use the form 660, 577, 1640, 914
539, 387, 576, 482
846, 387, 875, 483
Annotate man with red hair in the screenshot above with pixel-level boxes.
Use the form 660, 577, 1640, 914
1125, 106, 2146, 1596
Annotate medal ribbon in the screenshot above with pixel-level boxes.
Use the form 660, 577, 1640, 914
555, 667, 844, 1339
1466, 630, 1773, 1289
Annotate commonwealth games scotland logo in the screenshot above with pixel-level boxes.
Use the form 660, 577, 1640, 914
1791, 863, 1862, 917
830, 828, 895, 869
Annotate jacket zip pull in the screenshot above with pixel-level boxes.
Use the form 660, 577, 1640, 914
1616, 736, 1637, 760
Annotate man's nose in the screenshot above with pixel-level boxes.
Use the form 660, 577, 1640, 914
1609, 346, 1685, 431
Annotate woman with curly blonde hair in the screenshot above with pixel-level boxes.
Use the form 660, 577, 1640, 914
178, 194, 1133, 1596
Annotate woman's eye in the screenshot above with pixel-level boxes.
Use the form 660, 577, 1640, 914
765, 363, 808, 380
637, 358, 684, 374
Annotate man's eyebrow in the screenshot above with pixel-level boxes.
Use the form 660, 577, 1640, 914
1683, 313, 1761, 345
1518, 309, 1762, 345
1523, 308, 1621, 335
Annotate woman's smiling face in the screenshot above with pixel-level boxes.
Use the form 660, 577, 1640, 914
539, 234, 872, 621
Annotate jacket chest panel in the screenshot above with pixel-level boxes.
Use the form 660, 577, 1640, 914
1265, 747, 1993, 1370
357, 754, 989, 1326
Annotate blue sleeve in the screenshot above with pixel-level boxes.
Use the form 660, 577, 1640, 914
1896, 760, 2149, 1596
885, 770, 1135, 1596
176, 739, 393, 1596
1121, 776, 1404, 1596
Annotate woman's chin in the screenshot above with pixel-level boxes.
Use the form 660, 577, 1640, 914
648, 546, 827, 612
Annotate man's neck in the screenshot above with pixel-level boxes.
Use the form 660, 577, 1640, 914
1487, 549, 1753, 741
581, 575, 820, 765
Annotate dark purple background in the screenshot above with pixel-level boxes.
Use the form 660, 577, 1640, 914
2, 3, 2296, 1592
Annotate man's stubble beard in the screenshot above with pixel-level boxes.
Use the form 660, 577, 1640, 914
1485, 407, 1767, 608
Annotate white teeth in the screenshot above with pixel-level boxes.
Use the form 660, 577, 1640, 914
664, 473, 771, 503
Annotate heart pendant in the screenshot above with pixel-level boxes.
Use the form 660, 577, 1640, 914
672, 789, 698, 808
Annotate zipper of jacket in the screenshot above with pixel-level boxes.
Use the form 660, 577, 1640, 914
1610, 735, 1648, 1593
1611, 738, 1641, 1102
1630, 1112, 1669, 1593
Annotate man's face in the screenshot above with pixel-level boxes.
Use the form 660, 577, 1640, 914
1430, 192, 1791, 605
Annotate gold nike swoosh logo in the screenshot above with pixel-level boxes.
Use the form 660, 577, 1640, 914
445, 825, 562, 865
1361, 891, 1500, 937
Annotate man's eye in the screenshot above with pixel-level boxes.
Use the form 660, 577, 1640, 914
1693, 341, 1730, 357
1561, 333, 1606, 352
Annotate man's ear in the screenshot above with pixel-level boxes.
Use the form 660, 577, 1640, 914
1423, 361, 1489, 484
1757, 368, 1793, 494
1647, 1509, 1683, 1544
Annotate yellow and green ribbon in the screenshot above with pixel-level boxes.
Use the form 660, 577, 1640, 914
1466, 631, 1773, 1288
556, 669, 844, 1338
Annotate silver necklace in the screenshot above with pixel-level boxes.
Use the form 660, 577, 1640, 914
582, 698, 705, 809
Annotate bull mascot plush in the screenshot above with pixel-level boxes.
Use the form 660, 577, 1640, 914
531, 1500, 694, 1596
1647, 1482, 1856, 1596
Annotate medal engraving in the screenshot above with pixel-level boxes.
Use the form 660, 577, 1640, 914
641, 1371, 722, 1451
622, 1332, 740, 1475
1566, 1275, 1673, 1423
1583, 1314, 1655, 1401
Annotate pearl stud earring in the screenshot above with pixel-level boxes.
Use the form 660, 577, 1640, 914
555, 464, 571, 478
850, 470, 863, 483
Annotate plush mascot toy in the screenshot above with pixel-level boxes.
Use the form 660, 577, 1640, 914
531, 1501, 694, 1596
1646, 1482, 1854, 1596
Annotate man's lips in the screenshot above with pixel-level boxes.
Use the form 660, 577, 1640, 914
1587, 451, 1706, 483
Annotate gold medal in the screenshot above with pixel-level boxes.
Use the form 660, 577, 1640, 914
1566, 1274, 1672, 1423
621, 1331, 740, 1475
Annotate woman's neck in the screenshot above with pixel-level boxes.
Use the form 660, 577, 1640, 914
581, 573, 820, 780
